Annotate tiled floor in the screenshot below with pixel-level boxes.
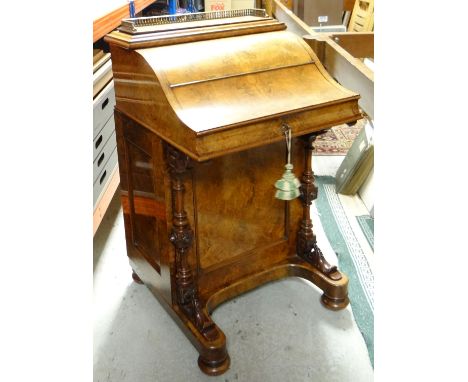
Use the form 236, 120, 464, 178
93, 155, 374, 382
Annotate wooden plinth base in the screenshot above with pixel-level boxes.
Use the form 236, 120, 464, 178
321, 293, 350, 311
132, 270, 144, 284
131, 255, 348, 375
198, 354, 231, 376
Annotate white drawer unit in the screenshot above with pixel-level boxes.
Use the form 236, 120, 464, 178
93, 54, 119, 234
93, 130, 117, 183
93, 147, 119, 208
94, 113, 116, 161
93, 80, 116, 138
93, 58, 113, 98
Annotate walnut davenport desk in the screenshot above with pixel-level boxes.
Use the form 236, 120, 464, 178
105, 9, 361, 376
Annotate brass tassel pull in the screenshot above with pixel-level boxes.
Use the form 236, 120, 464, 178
275, 124, 301, 200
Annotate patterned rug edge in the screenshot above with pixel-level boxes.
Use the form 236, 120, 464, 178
315, 176, 374, 367
312, 121, 365, 156
356, 215, 374, 251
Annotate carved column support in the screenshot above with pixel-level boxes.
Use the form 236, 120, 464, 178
297, 133, 342, 281
166, 144, 218, 340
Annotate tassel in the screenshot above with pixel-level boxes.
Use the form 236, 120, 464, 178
275, 125, 301, 201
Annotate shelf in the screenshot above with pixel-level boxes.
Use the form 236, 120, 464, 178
93, 0, 157, 42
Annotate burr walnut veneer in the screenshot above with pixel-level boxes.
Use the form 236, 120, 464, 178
106, 10, 361, 375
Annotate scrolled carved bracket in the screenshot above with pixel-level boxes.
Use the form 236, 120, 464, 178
299, 181, 318, 206
297, 233, 341, 281
166, 144, 192, 175
298, 134, 318, 205
297, 132, 342, 281
169, 228, 193, 251
166, 143, 218, 340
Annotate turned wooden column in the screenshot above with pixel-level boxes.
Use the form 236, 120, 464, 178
166, 145, 219, 340
297, 133, 341, 281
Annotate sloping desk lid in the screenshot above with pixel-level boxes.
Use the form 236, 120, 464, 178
106, 10, 361, 160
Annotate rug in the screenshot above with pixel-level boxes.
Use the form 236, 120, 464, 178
313, 119, 365, 156
315, 175, 374, 366
356, 215, 374, 251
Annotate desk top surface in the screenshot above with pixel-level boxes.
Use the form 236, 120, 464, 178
106, 10, 361, 160
137, 31, 357, 133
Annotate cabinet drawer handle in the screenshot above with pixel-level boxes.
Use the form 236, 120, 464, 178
99, 170, 107, 184
101, 98, 109, 110
98, 152, 105, 166
95, 135, 103, 149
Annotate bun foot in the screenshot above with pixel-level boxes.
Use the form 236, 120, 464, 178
198, 354, 230, 376
132, 270, 144, 284
321, 293, 349, 311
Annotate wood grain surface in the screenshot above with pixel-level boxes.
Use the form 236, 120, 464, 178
107, 12, 357, 375
93, 0, 157, 43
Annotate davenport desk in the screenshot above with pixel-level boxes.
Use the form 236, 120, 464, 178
105, 9, 361, 376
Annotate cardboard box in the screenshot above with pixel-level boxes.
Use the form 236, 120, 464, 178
231, 0, 255, 9
294, 0, 343, 27
205, 0, 232, 11
279, 0, 294, 10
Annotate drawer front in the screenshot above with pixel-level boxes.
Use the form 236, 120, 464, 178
93, 113, 115, 161
93, 80, 115, 138
93, 147, 118, 208
93, 131, 116, 183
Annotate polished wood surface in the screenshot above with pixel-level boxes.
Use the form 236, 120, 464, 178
107, 12, 359, 375
297, 134, 343, 284
106, 18, 360, 161
105, 13, 283, 49
115, 109, 349, 374
93, 0, 156, 42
